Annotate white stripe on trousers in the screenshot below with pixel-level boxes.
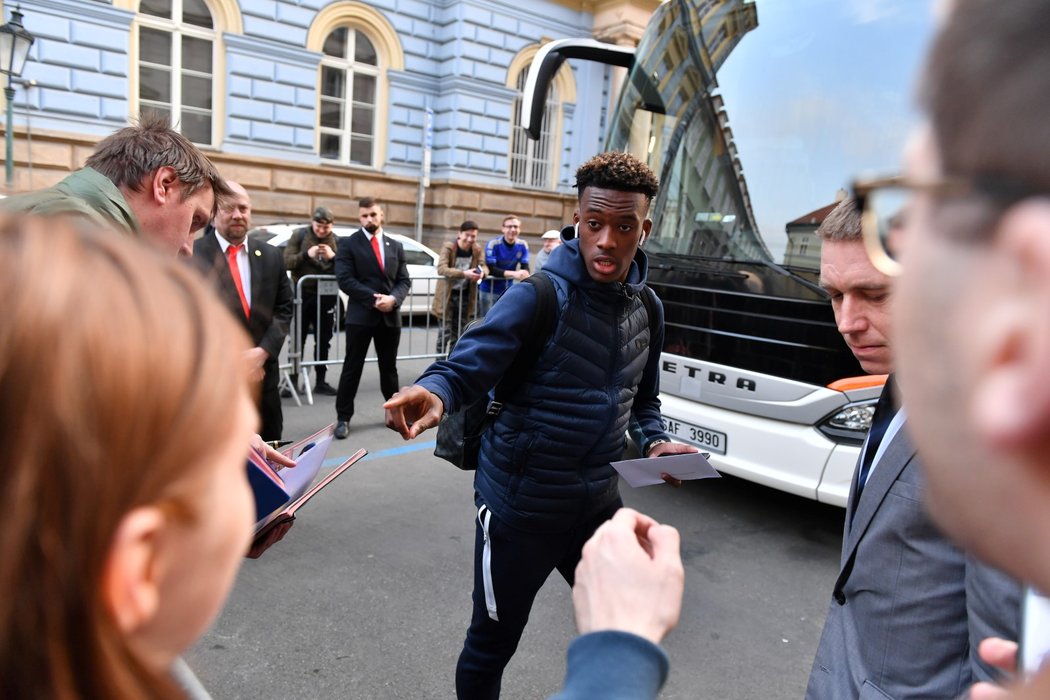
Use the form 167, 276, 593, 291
478, 505, 499, 621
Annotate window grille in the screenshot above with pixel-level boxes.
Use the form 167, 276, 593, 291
510, 68, 558, 189
318, 27, 379, 166
137, 0, 215, 146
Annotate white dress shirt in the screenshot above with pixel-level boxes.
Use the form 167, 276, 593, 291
215, 229, 252, 307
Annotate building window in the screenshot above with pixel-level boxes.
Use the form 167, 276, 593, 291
510, 68, 558, 189
136, 0, 216, 146
318, 27, 379, 166
307, 4, 402, 169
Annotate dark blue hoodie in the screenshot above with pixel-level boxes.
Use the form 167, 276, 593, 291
417, 236, 670, 533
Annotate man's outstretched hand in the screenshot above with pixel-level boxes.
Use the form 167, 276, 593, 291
384, 385, 444, 439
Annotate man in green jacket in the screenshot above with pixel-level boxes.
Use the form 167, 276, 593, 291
284, 206, 340, 395
1, 113, 295, 556
1, 111, 230, 258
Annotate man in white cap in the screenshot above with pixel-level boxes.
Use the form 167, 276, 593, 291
534, 229, 562, 272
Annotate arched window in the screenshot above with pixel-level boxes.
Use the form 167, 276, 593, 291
318, 27, 379, 166
134, 0, 217, 145
307, 3, 402, 169
510, 68, 559, 189
507, 45, 575, 190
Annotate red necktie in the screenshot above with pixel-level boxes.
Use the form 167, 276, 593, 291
370, 234, 384, 272
226, 244, 250, 319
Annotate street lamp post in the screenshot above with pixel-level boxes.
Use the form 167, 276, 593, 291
0, 6, 35, 190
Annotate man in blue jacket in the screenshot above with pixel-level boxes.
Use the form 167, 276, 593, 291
477, 215, 530, 316
385, 151, 695, 699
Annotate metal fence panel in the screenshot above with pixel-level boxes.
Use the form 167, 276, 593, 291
281, 274, 480, 405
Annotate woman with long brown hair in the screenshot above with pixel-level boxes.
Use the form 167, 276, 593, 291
0, 214, 257, 698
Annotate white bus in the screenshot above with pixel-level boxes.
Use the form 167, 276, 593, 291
522, 0, 934, 506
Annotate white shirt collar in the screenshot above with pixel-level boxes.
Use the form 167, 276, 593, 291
864, 407, 908, 486
214, 229, 247, 254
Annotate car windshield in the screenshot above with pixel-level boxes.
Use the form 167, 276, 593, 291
248, 229, 277, 245
402, 247, 435, 266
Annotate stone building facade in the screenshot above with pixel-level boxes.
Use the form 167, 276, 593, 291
1, 0, 658, 249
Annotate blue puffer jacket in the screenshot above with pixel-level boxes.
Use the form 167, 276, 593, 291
417, 237, 670, 533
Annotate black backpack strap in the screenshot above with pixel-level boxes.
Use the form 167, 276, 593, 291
638, 284, 659, 341
491, 272, 559, 408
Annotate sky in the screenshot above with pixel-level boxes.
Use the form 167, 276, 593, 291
713, 0, 936, 259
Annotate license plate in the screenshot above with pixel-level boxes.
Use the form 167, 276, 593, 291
661, 418, 727, 455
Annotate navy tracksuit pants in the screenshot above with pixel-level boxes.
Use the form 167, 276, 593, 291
454, 497, 623, 700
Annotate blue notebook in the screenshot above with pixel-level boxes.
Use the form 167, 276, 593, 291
247, 448, 290, 522
247, 425, 367, 537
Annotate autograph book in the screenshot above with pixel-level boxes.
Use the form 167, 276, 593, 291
247, 424, 366, 537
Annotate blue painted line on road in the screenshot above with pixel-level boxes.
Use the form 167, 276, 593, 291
321, 440, 436, 468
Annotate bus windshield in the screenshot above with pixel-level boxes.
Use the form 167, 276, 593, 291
608, 0, 934, 268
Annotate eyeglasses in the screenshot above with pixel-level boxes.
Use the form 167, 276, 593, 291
851, 174, 1039, 276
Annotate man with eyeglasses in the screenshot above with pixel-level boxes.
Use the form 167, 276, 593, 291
805, 198, 1018, 700
477, 215, 530, 316
859, 1, 1050, 696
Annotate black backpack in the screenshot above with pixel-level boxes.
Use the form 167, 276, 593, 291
433, 273, 658, 470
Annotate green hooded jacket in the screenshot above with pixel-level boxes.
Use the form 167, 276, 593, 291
0, 167, 140, 236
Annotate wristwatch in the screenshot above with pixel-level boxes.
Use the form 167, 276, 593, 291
645, 438, 670, 456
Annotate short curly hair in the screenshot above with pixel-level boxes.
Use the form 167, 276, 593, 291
574, 151, 659, 201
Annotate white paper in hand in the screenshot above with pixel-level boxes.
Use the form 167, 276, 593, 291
611, 451, 720, 488
278, 434, 334, 501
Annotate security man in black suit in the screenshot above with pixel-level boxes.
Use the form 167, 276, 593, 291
333, 196, 411, 439
192, 181, 293, 441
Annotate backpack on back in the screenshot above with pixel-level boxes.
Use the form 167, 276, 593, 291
433, 273, 657, 470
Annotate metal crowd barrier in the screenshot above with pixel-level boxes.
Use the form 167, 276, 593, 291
280, 273, 480, 406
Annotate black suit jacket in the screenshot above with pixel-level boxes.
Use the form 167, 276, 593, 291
335, 228, 411, 328
191, 227, 293, 361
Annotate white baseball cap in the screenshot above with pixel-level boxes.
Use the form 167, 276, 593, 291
541, 230, 560, 239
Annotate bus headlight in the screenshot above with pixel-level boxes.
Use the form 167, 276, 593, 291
817, 400, 877, 445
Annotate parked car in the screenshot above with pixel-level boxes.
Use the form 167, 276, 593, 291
248, 223, 440, 316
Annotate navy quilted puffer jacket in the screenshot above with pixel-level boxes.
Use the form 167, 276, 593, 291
417, 237, 670, 533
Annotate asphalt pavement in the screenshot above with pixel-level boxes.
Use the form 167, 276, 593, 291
186, 354, 844, 699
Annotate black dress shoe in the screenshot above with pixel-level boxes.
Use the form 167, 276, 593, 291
280, 387, 293, 399
334, 421, 349, 439
314, 381, 338, 396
